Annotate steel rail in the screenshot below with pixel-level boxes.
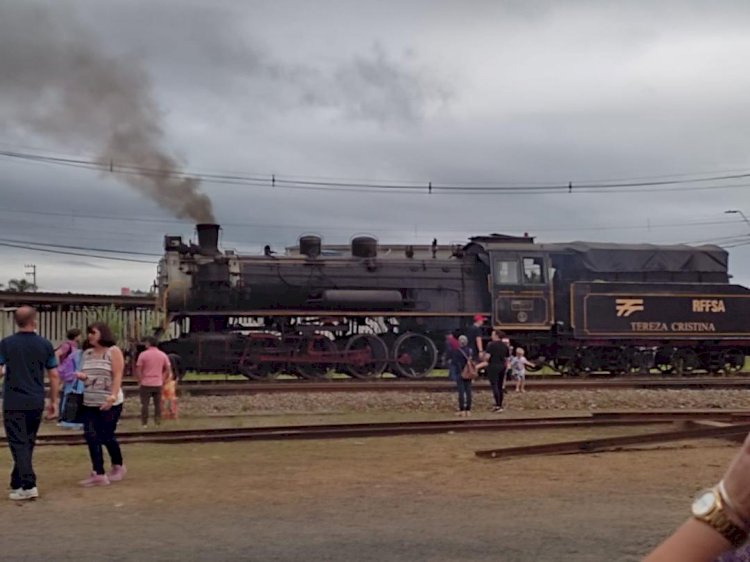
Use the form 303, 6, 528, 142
119, 377, 750, 396
475, 422, 750, 459
9, 411, 749, 447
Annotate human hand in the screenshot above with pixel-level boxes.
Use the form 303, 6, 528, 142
720, 431, 750, 525
99, 395, 116, 411
75, 372, 87, 381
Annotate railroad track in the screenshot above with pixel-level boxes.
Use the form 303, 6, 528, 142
120, 376, 750, 396
12, 410, 750, 447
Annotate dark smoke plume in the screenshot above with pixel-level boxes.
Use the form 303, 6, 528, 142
0, 3, 215, 223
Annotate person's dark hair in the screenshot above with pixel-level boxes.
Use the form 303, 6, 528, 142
87, 322, 117, 348
66, 328, 81, 340
143, 335, 158, 347
493, 330, 506, 338
451, 329, 461, 339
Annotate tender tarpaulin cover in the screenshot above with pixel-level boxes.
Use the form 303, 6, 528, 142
544, 242, 729, 273
546, 242, 728, 273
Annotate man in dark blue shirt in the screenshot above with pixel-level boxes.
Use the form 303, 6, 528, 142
0, 306, 60, 501
465, 314, 486, 359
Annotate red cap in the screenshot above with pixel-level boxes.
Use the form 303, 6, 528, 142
473, 314, 486, 322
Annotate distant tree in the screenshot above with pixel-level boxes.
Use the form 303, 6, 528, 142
130, 289, 154, 296
7, 278, 37, 292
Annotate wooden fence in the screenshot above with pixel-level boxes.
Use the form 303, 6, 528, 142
0, 306, 172, 346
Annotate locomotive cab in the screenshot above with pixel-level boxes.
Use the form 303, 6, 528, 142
489, 249, 554, 330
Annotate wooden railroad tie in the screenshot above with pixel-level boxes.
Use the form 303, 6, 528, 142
475, 421, 750, 460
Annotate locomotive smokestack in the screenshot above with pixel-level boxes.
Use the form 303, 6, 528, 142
196, 224, 220, 256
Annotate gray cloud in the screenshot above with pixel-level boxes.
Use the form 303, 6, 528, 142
1, 0, 750, 292
0, 2, 215, 223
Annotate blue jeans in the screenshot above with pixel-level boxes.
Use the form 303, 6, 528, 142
452, 368, 473, 411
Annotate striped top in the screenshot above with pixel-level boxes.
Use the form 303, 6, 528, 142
82, 347, 124, 407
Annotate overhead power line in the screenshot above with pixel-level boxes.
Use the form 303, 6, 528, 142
0, 237, 161, 257
0, 206, 747, 235
0, 240, 156, 264
2, 148, 750, 195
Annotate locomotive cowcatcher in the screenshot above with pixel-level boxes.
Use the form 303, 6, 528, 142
154, 223, 750, 378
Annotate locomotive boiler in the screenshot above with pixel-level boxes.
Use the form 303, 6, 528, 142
155, 223, 750, 378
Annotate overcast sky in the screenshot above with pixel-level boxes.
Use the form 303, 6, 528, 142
1, 0, 749, 293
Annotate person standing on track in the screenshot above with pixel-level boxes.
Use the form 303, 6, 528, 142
510, 347, 534, 393
485, 330, 510, 412
55, 328, 81, 424
76, 322, 126, 487
0, 306, 60, 501
135, 336, 172, 428
466, 314, 486, 361
450, 335, 475, 416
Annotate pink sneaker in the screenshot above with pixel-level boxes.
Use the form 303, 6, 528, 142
109, 464, 127, 482
79, 473, 110, 487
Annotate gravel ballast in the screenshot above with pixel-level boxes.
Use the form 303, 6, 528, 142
125, 388, 750, 417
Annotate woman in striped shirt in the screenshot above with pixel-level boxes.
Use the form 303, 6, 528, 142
75, 322, 126, 487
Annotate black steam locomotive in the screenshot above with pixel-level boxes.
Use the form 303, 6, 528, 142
155, 223, 750, 378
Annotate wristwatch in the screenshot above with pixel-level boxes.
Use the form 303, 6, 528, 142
692, 487, 748, 547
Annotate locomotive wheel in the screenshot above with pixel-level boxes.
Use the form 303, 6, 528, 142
722, 349, 746, 374
654, 347, 675, 375
672, 348, 699, 376
602, 348, 629, 376
344, 334, 389, 379
239, 334, 282, 380
294, 335, 338, 380
551, 358, 573, 376
392, 332, 438, 379
578, 348, 600, 375
167, 353, 185, 382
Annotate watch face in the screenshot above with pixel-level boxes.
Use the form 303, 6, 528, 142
693, 490, 717, 517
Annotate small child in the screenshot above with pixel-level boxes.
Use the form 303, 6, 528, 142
510, 347, 534, 393
161, 373, 179, 420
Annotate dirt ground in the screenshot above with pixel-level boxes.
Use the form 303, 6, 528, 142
0, 425, 744, 561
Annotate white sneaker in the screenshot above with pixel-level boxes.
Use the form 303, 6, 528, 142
9, 487, 39, 501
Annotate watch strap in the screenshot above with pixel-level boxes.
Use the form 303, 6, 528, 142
701, 511, 747, 547
695, 490, 748, 548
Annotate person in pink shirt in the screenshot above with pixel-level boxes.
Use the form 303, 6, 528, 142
135, 337, 172, 428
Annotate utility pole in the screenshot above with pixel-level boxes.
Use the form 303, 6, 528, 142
24, 264, 37, 291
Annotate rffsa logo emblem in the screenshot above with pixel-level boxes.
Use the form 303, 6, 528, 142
615, 298, 644, 317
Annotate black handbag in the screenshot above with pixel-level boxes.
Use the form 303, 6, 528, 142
61, 381, 84, 424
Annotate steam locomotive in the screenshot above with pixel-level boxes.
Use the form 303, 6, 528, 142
155, 223, 750, 378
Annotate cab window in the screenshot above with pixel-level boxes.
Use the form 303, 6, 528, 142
494, 260, 519, 284
522, 257, 545, 284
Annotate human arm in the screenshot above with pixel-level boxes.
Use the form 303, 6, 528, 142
162, 353, 172, 384
45, 342, 60, 419
46, 367, 60, 419
101, 346, 125, 411
644, 431, 750, 561
475, 336, 484, 354
134, 353, 143, 382
54, 342, 70, 363
643, 519, 734, 562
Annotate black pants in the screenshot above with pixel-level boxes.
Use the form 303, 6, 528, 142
4, 409, 44, 490
83, 404, 123, 475
139, 386, 162, 425
487, 366, 505, 408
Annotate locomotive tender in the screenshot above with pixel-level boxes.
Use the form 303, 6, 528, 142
156, 223, 750, 378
